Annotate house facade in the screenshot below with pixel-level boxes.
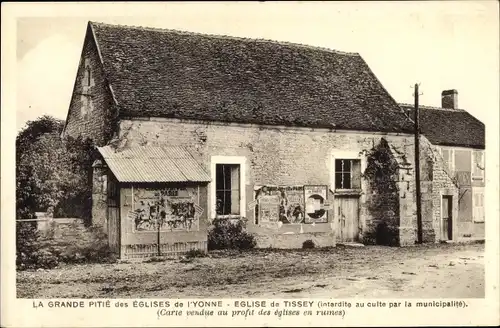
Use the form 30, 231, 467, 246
400, 90, 485, 241
63, 22, 461, 259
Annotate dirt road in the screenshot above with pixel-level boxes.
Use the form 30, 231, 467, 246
17, 243, 484, 298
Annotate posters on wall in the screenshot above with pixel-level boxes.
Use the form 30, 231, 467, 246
254, 186, 305, 224
257, 195, 280, 223
304, 185, 329, 223
124, 187, 201, 232
254, 185, 330, 225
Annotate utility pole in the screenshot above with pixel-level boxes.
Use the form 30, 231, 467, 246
414, 83, 423, 244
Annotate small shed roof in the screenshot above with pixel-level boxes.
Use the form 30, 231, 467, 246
98, 145, 211, 183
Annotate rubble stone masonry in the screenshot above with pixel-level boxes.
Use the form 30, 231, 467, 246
63, 27, 116, 146
112, 118, 455, 246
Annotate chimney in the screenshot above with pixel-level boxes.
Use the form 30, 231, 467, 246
441, 89, 458, 109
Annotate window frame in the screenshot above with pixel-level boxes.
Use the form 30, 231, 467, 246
210, 156, 246, 219
472, 187, 485, 223
215, 163, 241, 216
330, 150, 365, 193
439, 147, 455, 176
471, 149, 485, 181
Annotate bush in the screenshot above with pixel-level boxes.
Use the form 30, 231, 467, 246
16, 221, 59, 270
375, 222, 399, 246
185, 248, 207, 258
208, 217, 256, 251
302, 239, 315, 249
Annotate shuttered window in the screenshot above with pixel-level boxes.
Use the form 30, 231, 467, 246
473, 189, 485, 223
441, 148, 454, 175
472, 150, 484, 180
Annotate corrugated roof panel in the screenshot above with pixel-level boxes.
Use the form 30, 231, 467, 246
174, 158, 211, 182
98, 145, 211, 183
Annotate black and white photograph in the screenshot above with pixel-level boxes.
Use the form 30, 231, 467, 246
2, 1, 499, 327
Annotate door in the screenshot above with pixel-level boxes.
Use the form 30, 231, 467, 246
334, 196, 360, 242
107, 178, 120, 253
442, 195, 453, 240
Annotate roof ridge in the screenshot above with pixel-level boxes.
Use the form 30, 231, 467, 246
356, 56, 415, 126
398, 102, 466, 112
89, 21, 360, 57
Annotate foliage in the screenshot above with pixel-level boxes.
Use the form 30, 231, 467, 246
362, 138, 399, 193
16, 115, 97, 224
144, 256, 167, 263
185, 248, 207, 258
362, 138, 400, 246
302, 239, 316, 249
16, 221, 59, 270
208, 217, 257, 251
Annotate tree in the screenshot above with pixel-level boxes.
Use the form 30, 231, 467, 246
16, 116, 65, 219
16, 115, 97, 221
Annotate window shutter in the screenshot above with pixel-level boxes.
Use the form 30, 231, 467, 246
473, 189, 485, 223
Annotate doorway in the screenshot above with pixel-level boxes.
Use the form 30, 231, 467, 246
441, 195, 453, 241
334, 196, 360, 242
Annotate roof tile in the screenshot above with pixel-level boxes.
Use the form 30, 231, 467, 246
90, 22, 414, 133
399, 104, 484, 149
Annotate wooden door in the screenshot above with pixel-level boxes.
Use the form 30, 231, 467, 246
107, 178, 120, 254
442, 196, 453, 240
334, 196, 360, 242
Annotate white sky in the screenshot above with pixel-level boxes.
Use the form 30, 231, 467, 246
10, 1, 500, 130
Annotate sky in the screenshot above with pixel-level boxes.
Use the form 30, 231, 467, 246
11, 1, 500, 131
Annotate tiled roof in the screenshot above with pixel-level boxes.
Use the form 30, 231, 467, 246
89, 21, 414, 134
399, 104, 485, 149
98, 145, 211, 183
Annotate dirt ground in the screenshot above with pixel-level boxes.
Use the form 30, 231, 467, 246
17, 242, 485, 299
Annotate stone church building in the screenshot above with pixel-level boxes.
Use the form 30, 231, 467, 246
62, 21, 481, 259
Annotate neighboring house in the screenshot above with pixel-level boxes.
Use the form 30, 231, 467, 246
400, 89, 485, 241
62, 21, 459, 259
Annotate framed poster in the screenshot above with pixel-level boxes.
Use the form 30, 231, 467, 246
304, 185, 328, 223
126, 187, 201, 232
258, 195, 280, 223
255, 186, 305, 224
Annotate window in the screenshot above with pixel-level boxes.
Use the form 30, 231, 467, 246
472, 150, 484, 180
334, 159, 361, 190
86, 67, 92, 87
473, 189, 485, 223
215, 164, 240, 216
441, 148, 454, 175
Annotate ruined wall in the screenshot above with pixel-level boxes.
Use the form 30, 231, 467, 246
116, 118, 423, 247
63, 27, 117, 146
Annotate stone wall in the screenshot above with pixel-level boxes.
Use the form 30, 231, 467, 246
115, 118, 427, 247
63, 26, 117, 146
92, 160, 108, 231
421, 137, 459, 242
35, 215, 89, 243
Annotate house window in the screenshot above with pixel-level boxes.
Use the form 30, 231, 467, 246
473, 189, 485, 223
334, 159, 361, 190
472, 150, 484, 180
215, 164, 240, 216
441, 148, 454, 175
